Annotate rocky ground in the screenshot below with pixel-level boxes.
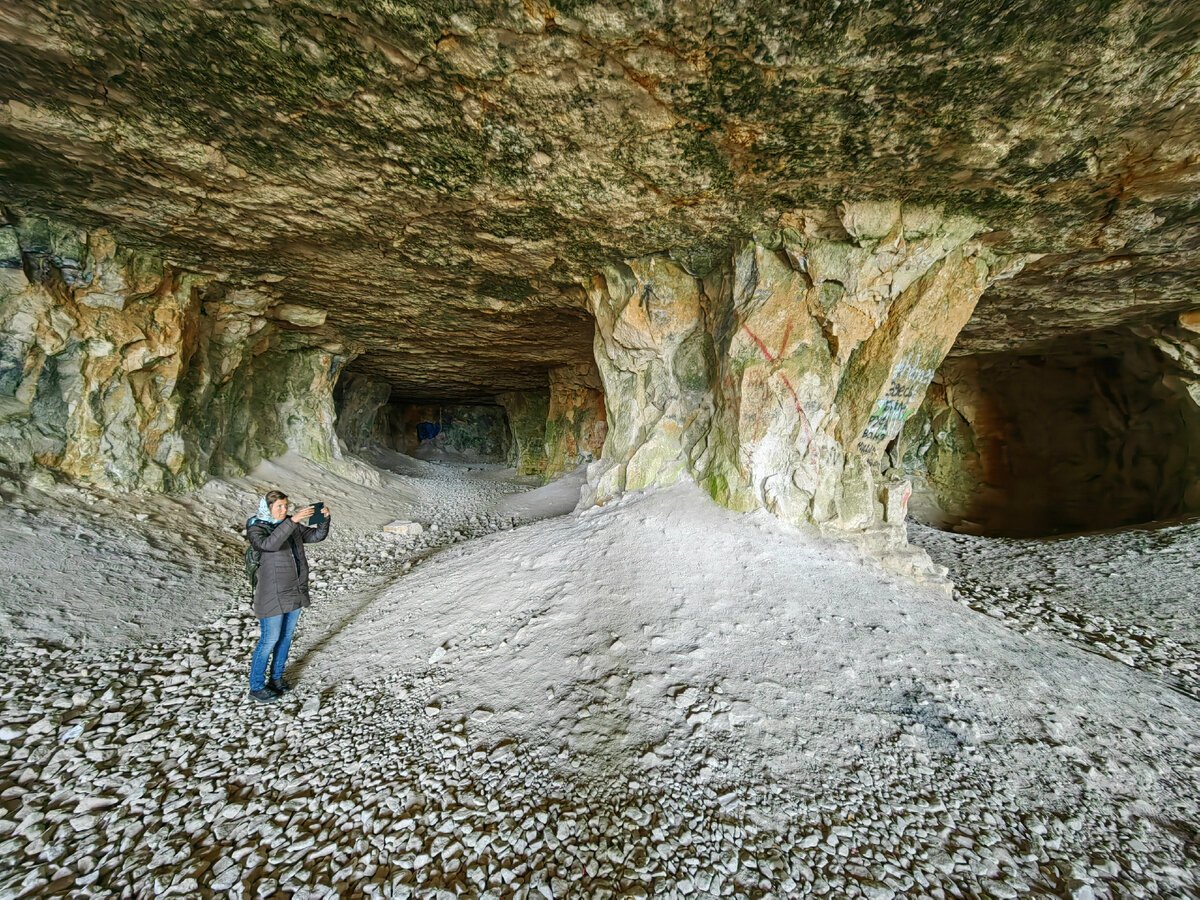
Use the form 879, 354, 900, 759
1, 457, 1198, 899
911, 521, 1200, 703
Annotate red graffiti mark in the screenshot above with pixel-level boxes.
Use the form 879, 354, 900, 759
903, 486, 912, 508
744, 324, 818, 473
778, 373, 805, 420
742, 324, 776, 362
779, 373, 819, 471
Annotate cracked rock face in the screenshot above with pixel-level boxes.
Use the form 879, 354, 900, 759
0, 218, 350, 490
583, 203, 1009, 572
1, 0, 1199, 398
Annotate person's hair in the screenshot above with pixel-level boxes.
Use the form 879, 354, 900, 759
265, 490, 288, 506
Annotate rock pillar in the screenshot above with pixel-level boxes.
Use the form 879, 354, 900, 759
584, 203, 1015, 574
174, 290, 350, 479
262, 345, 348, 465
335, 375, 392, 451
583, 257, 715, 502
497, 390, 550, 476
545, 363, 607, 478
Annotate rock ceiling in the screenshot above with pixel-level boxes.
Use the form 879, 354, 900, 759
1, 0, 1199, 398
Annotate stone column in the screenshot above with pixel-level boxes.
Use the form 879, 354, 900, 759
497, 390, 550, 476
335, 375, 392, 451
270, 346, 349, 465
897, 358, 998, 529
583, 257, 715, 504
583, 203, 1018, 575
545, 362, 606, 478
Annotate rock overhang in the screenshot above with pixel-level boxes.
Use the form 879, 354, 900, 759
0, 0, 1198, 396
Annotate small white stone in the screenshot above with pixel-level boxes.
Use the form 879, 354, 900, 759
383, 520, 424, 536
74, 796, 118, 814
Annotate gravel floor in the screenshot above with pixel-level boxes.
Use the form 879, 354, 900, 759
911, 520, 1200, 703
1, 467, 1198, 898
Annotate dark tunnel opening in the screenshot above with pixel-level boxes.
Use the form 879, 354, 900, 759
902, 328, 1200, 537
331, 370, 517, 464
329, 359, 582, 475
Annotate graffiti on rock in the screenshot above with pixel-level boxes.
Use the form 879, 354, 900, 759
857, 355, 936, 454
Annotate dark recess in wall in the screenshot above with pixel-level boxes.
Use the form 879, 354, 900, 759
903, 330, 1200, 536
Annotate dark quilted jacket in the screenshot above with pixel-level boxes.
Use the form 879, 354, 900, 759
246, 517, 330, 618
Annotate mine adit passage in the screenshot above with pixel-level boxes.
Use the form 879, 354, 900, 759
1, 2, 1200, 899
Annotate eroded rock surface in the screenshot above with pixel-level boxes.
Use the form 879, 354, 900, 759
545, 363, 606, 478
498, 390, 550, 475
1, 2, 1199, 554
1, 1, 1198, 395
584, 203, 1020, 572
0, 217, 350, 489
334, 375, 392, 451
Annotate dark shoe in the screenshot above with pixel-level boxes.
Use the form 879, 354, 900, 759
249, 688, 278, 704
268, 677, 292, 695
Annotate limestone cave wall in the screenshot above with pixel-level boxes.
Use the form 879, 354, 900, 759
0, 0, 1197, 574
901, 324, 1200, 535
545, 364, 607, 477
12, 202, 1200, 564
440, 405, 509, 461
334, 375, 391, 452
385, 401, 510, 462
497, 391, 550, 476
0, 215, 352, 490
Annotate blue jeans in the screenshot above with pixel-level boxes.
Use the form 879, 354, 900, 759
249, 609, 301, 691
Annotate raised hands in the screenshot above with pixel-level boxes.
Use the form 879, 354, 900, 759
290, 505, 316, 523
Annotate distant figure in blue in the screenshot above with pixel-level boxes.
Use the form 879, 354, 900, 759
245, 490, 332, 704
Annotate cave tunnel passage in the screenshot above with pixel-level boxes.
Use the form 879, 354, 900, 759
332, 369, 516, 465
387, 401, 512, 462
903, 329, 1200, 537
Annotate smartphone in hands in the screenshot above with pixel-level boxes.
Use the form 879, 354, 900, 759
307, 501, 327, 526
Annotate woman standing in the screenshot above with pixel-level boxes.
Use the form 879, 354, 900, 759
246, 490, 332, 703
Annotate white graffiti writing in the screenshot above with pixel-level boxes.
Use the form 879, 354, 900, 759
856, 354, 936, 452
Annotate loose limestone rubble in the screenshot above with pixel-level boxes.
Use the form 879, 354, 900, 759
0, 458, 1197, 899
1, 1, 1199, 893
913, 521, 1200, 700
383, 520, 425, 537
